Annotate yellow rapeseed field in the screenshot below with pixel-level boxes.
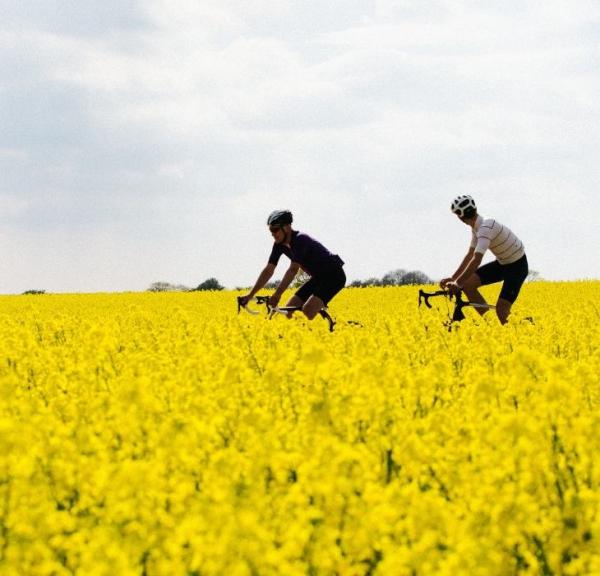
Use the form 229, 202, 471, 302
1, 282, 599, 575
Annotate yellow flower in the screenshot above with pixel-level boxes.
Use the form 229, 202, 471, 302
0, 283, 598, 574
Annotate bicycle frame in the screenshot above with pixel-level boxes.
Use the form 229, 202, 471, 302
268, 305, 336, 332
418, 289, 495, 323
237, 296, 336, 332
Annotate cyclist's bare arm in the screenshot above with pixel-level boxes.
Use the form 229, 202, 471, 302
441, 248, 476, 288
242, 263, 276, 304
455, 251, 483, 286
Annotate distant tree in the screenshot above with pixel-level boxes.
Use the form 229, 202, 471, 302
349, 269, 432, 287
22, 289, 46, 295
234, 282, 279, 291
526, 270, 542, 282
194, 277, 224, 291
379, 269, 433, 286
349, 277, 381, 288
148, 282, 190, 292
399, 270, 432, 285
381, 269, 407, 286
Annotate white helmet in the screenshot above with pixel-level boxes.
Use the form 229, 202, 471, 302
451, 195, 477, 218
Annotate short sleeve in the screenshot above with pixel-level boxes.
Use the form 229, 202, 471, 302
470, 230, 477, 250
474, 219, 495, 254
474, 235, 490, 254
268, 244, 282, 266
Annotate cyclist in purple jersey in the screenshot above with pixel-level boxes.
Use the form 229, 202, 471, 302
239, 210, 345, 320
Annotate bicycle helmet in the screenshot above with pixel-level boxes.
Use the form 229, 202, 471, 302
267, 210, 293, 227
450, 195, 477, 219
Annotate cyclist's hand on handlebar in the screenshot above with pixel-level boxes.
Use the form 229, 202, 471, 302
239, 294, 253, 307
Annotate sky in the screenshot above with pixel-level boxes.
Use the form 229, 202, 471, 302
1, 0, 599, 293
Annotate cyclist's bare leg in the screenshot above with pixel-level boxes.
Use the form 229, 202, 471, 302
285, 295, 304, 307
462, 274, 489, 316
496, 298, 512, 324
302, 295, 325, 320
283, 295, 304, 318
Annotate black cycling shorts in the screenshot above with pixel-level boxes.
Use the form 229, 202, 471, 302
475, 255, 528, 304
295, 266, 346, 305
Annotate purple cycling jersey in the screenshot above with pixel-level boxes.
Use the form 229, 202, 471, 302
268, 231, 344, 276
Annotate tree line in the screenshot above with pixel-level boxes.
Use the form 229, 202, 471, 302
148, 278, 225, 292
348, 269, 432, 288
20, 269, 542, 294
147, 269, 433, 292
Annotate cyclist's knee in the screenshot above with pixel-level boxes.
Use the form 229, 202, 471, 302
302, 296, 324, 320
462, 274, 481, 295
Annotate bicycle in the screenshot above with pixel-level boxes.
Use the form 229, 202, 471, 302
237, 295, 336, 332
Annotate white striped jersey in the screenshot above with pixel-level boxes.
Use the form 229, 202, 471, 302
470, 215, 525, 264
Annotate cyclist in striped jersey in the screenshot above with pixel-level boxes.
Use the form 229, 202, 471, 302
441, 195, 529, 324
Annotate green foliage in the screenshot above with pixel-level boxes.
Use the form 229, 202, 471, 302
148, 282, 190, 292
350, 269, 432, 287
194, 277, 224, 291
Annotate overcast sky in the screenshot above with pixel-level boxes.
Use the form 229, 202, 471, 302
1, 1, 599, 293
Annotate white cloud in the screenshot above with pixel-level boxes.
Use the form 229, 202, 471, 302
0, 0, 599, 292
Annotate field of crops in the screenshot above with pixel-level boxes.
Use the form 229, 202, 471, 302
1, 282, 599, 575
